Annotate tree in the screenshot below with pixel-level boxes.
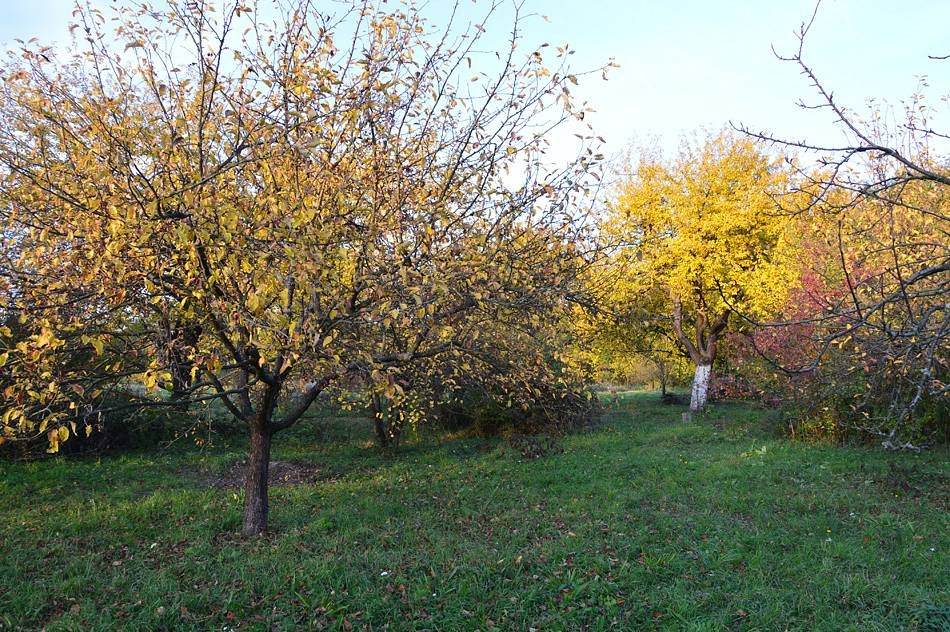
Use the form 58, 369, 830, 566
577, 283, 691, 396
602, 133, 797, 412
0, 0, 608, 534
361, 229, 595, 449
738, 6, 948, 449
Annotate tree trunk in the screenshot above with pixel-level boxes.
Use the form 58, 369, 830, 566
371, 394, 390, 449
242, 424, 272, 536
373, 415, 390, 449
689, 363, 711, 412
166, 322, 200, 410
169, 370, 191, 411
671, 302, 727, 414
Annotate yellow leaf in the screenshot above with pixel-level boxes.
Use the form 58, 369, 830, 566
47, 429, 59, 453
35, 328, 56, 348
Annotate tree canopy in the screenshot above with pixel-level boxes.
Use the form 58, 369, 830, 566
597, 132, 798, 411
0, 0, 608, 534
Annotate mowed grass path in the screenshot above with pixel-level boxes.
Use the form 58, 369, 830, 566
1, 394, 947, 631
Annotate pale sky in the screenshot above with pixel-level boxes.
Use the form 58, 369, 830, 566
3, 0, 948, 160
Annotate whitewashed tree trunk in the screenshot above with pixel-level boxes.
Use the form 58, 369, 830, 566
689, 363, 711, 412
672, 302, 728, 415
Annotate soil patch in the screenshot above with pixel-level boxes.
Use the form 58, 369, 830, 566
189, 460, 329, 489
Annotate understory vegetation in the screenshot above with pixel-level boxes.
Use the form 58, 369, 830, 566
1, 393, 946, 631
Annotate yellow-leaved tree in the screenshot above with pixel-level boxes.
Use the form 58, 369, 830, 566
601, 132, 797, 412
0, 0, 608, 535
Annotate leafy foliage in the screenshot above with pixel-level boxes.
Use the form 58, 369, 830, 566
593, 132, 798, 410
0, 0, 609, 533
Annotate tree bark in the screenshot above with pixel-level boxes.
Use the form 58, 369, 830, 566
689, 363, 712, 412
167, 322, 201, 410
657, 358, 668, 397
371, 393, 391, 449
672, 302, 728, 413
373, 416, 390, 449
242, 424, 272, 536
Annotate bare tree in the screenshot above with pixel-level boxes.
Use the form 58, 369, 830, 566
736, 3, 948, 449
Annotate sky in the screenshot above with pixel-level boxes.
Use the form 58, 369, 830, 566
3, 0, 949, 161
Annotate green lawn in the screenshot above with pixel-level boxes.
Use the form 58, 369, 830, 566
1, 394, 947, 631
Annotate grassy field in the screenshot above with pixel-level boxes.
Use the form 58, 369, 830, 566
1, 393, 947, 631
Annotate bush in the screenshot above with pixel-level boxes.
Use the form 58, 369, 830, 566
710, 373, 773, 404
777, 348, 947, 449
714, 331, 948, 449
435, 383, 602, 438
0, 391, 224, 460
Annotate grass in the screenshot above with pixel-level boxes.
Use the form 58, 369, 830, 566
1, 393, 947, 631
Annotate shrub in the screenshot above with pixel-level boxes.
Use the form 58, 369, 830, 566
435, 382, 601, 438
